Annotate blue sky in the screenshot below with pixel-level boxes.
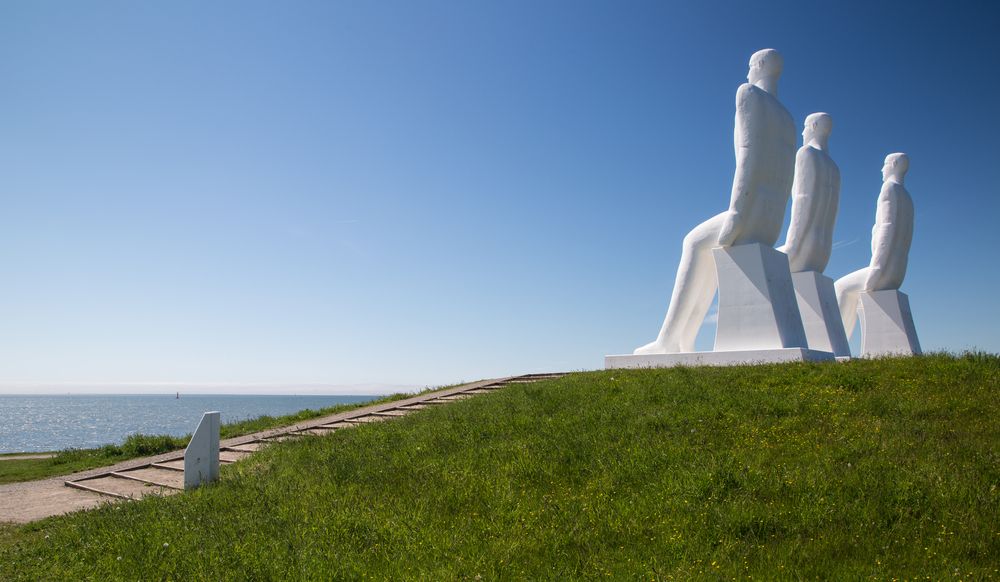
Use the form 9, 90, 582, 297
1, 1, 998, 393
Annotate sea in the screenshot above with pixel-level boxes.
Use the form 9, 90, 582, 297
0, 394, 381, 454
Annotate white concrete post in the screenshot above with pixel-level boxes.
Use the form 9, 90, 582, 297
184, 411, 220, 490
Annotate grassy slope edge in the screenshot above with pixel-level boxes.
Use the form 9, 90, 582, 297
1, 354, 998, 579
0, 389, 445, 485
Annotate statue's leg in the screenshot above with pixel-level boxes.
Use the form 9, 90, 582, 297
661, 245, 719, 352
634, 213, 725, 354
834, 268, 868, 339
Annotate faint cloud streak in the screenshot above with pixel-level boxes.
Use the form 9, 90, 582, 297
832, 237, 862, 250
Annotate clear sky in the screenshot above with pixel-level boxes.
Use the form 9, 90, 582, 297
1, 1, 998, 393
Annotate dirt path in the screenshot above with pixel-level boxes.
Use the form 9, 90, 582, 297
0, 453, 56, 461
0, 374, 562, 524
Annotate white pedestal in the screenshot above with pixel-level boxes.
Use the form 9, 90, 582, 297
712, 244, 808, 351
858, 290, 921, 357
605, 348, 834, 369
791, 271, 851, 357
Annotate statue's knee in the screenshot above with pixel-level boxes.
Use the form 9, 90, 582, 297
682, 230, 710, 253
682, 230, 697, 250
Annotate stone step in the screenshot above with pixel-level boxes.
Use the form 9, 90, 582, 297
317, 421, 356, 430
219, 450, 250, 463
68, 475, 178, 500
374, 410, 411, 417
437, 394, 474, 401
345, 415, 389, 424
260, 434, 305, 443
152, 459, 185, 471
225, 441, 267, 453
112, 467, 184, 490
298, 427, 339, 436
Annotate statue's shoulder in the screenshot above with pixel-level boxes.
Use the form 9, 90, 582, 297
880, 182, 912, 208
796, 145, 828, 167
879, 181, 894, 199
799, 145, 837, 167
735, 83, 761, 111
797, 144, 819, 160
737, 84, 792, 124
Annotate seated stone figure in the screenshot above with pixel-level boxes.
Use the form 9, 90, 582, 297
777, 112, 840, 272
834, 153, 914, 336
635, 48, 796, 354
774, 113, 851, 356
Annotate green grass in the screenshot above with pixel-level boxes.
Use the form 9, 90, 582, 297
1, 354, 998, 579
0, 391, 424, 485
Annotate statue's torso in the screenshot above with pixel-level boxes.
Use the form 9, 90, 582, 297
730, 84, 797, 246
785, 146, 841, 272
869, 182, 914, 290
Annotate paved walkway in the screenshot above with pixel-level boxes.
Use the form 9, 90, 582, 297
0, 374, 562, 524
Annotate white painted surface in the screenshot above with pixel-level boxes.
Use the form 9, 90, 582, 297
606, 348, 833, 369
184, 411, 220, 490
778, 112, 840, 273
716, 49, 797, 247
791, 271, 851, 357
868, 154, 915, 291
713, 244, 808, 352
835, 153, 915, 336
858, 290, 921, 357
635, 49, 796, 355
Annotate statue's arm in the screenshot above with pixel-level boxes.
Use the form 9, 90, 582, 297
717, 84, 758, 247
865, 187, 897, 290
829, 164, 841, 227
782, 147, 819, 256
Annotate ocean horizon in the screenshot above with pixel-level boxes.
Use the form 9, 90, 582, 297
0, 393, 387, 454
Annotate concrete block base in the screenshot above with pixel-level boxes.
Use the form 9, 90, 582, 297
859, 290, 921, 357
713, 244, 808, 351
791, 270, 851, 357
605, 348, 834, 369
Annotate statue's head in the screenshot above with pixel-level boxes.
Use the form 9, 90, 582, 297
882, 152, 910, 182
747, 49, 783, 86
803, 112, 832, 145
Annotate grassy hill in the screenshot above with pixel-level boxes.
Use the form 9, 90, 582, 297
1, 354, 997, 579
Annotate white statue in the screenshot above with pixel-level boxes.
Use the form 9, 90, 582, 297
777, 113, 840, 273
775, 113, 851, 356
834, 153, 915, 336
635, 49, 796, 354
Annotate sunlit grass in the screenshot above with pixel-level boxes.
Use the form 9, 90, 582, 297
1, 353, 997, 579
